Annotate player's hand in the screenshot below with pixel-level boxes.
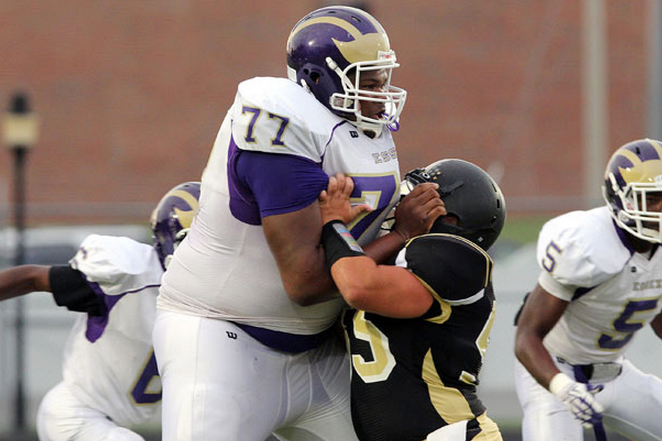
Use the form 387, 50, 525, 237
549, 373, 604, 428
319, 174, 372, 224
393, 183, 446, 240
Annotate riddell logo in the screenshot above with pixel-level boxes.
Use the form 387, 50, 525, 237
350, 131, 359, 138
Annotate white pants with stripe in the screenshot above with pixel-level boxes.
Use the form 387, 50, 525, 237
153, 309, 359, 441
37, 382, 145, 441
514, 357, 662, 441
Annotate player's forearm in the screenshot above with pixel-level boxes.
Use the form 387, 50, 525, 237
515, 332, 560, 389
280, 248, 338, 306
0, 265, 51, 301
651, 313, 662, 340
362, 231, 406, 264
331, 257, 432, 318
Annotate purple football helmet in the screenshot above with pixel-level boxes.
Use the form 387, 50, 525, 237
150, 181, 201, 269
286, 6, 406, 136
603, 139, 662, 243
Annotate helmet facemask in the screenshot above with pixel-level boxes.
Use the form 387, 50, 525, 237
326, 52, 406, 136
603, 173, 662, 243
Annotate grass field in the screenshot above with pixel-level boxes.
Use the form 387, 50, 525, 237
499, 215, 552, 245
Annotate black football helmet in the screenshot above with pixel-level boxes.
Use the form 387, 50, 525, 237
403, 159, 506, 250
150, 181, 201, 269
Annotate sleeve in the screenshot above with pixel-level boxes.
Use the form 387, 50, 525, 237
535, 210, 628, 288
400, 234, 492, 304
230, 78, 331, 161
49, 265, 102, 315
69, 235, 163, 296
235, 150, 329, 217
537, 270, 576, 301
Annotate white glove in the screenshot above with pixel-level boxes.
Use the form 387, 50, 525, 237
549, 372, 604, 428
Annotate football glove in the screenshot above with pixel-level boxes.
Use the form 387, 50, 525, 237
549, 372, 604, 428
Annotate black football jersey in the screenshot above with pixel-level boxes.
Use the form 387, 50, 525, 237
342, 233, 497, 441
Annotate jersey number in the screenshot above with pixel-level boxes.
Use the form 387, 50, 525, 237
542, 240, 562, 273
347, 174, 398, 240
597, 298, 659, 350
349, 311, 396, 383
130, 350, 162, 404
241, 106, 289, 146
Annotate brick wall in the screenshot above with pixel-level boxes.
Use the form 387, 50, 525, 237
0, 0, 648, 224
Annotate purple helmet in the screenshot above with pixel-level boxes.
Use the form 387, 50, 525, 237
149, 181, 201, 269
286, 6, 406, 136
603, 139, 662, 243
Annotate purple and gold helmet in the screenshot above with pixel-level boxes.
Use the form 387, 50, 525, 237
286, 6, 406, 136
150, 182, 201, 269
603, 139, 662, 243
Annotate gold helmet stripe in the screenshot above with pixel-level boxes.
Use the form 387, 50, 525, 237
618, 140, 662, 184
290, 17, 364, 41
288, 17, 390, 64
170, 189, 199, 228
334, 34, 390, 64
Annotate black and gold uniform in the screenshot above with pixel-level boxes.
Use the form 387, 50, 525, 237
342, 233, 502, 441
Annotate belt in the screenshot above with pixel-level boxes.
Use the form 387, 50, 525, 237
232, 322, 334, 354
556, 357, 622, 383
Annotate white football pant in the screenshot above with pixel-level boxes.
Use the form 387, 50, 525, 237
515, 358, 662, 440
37, 382, 145, 441
153, 310, 359, 441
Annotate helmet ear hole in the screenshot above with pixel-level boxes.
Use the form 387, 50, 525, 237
310, 71, 321, 84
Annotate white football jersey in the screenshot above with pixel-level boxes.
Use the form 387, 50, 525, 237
63, 235, 163, 426
158, 77, 401, 334
536, 206, 662, 364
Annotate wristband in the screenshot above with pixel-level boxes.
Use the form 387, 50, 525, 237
549, 372, 573, 396
321, 220, 365, 269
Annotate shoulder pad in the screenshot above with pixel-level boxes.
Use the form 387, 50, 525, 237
536, 207, 631, 287
401, 234, 492, 303
231, 77, 342, 161
70, 235, 163, 296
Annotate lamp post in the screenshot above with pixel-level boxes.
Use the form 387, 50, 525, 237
2, 92, 39, 433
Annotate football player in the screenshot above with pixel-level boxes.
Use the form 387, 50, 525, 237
152, 5, 443, 441
318, 159, 506, 441
515, 138, 662, 441
0, 182, 200, 441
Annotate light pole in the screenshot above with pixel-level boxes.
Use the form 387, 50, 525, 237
2, 91, 39, 433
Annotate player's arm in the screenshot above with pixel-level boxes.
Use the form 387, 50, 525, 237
265, 206, 433, 314
514, 282, 568, 388
262, 177, 442, 306
0, 265, 51, 301
330, 255, 433, 318
263, 202, 336, 305
515, 282, 604, 428
0, 264, 101, 315
318, 174, 438, 317
650, 311, 662, 340
360, 182, 445, 264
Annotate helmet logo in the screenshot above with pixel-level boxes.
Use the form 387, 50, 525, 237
288, 17, 390, 64
170, 189, 199, 228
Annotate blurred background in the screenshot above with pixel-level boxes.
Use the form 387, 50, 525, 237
0, 0, 660, 439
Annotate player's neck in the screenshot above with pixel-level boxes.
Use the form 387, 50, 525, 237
626, 233, 655, 255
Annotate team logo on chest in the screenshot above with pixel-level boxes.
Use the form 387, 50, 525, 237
633, 279, 662, 291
